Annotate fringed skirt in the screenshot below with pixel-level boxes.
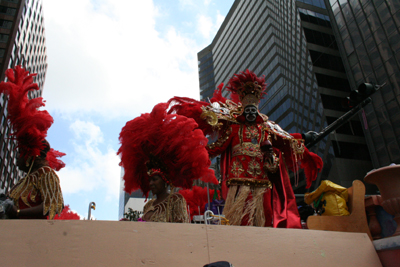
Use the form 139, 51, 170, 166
223, 178, 272, 227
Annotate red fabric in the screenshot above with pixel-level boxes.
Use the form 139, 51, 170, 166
208, 124, 320, 228
17, 191, 46, 220
118, 103, 217, 197
271, 152, 301, 228
0, 66, 65, 168
219, 144, 231, 201
52, 205, 80, 220
290, 133, 323, 188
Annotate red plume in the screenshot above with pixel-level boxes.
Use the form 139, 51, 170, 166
118, 103, 217, 197
226, 69, 267, 102
179, 186, 220, 221
52, 205, 80, 220
0, 66, 65, 168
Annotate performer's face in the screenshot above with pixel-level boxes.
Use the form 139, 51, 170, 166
244, 105, 258, 123
149, 174, 167, 196
16, 152, 30, 173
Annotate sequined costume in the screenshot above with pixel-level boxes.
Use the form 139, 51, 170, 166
207, 120, 308, 227
9, 166, 63, 219
168, 70, 323, 228
143, 193, 189, 223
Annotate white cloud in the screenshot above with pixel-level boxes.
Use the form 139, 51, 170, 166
179, 0, 195, 8
59, 120, 120, 201
197, 11, 226, 42
42, 0, 202, 118
216, 10, 225, 27
197, 15, 214, 39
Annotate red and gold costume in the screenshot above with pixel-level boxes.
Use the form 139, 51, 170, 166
9, 166, 63, 219
143, 193, 189, 223
118, 103, 217, 223
168, 70, 323, 228
0, 66, 65, 219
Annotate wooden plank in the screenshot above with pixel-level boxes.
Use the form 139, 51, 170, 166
207, 225, 381, 267
0, 220, 382, 266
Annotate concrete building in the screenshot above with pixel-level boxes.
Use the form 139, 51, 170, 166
0, 0, 47, 192
198, 0, 378, 193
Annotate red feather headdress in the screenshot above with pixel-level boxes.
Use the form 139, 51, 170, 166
118, 102, 217, 197
226, 69, 267, 106
0, 66, 65, 171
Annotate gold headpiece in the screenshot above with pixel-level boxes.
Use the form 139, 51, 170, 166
237, 81, 263, 102
241, 94, 260, 108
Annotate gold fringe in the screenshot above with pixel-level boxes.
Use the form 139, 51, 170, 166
223, 185, 237, 216
224, 186, 251, 225
242, 187, 267, 226
254, 188, 267, 227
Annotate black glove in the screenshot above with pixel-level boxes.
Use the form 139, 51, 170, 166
302, 131, 318, 146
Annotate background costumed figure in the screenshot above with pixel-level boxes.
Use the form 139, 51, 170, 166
168, 70, 323, 228
179, 185, 221, 222
118, 102, 217, 223
0, 66, 65, 219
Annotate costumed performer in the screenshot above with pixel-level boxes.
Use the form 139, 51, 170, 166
0, 66, 66, 219
168, 70, 323, 228
117, 102, 217, 223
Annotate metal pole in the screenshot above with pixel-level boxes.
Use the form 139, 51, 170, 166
306, 97, 371, 149
206, 183, 211, 212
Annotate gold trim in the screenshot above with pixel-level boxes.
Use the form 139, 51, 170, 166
226, 178, 272, 189
264, 154, 280, 173
207, 126, 232, 150
232, 142, 263, 158
230, 159, 245, 177
247, 158, 262, 177
200, 110, 219, 127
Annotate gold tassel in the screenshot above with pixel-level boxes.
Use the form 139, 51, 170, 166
224, 185, 251, 225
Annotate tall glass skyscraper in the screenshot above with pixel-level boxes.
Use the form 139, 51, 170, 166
0, 0, 47, 192
325, 0, 400, 168
198, 0, 376, 192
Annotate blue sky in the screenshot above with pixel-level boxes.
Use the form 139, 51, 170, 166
41, 0, 234, 220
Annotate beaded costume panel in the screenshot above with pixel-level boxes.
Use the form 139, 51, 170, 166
143, 193, 189, 223
9, 166, 64, 219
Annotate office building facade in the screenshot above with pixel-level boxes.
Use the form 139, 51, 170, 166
0, 0, 47, 192
325, 0, 400, 168
198, 0, 374, 192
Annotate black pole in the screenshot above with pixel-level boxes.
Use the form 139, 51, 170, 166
306, 97, 371, 149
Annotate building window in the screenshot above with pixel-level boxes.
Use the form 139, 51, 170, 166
0, 19, 13, 29
0, 33, 9, 43
0, 7, 17, 16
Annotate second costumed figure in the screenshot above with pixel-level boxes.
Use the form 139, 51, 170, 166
118, 103, 218, 223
